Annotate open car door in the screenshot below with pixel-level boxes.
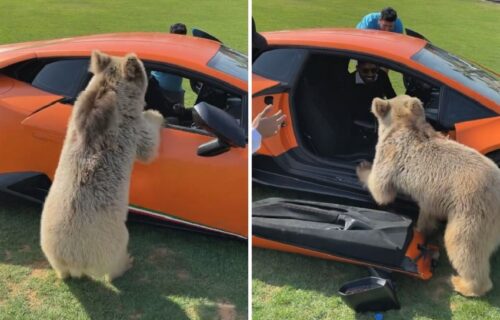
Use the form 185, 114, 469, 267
253, 198, 439, 280
252, 73, 298, 156
252, 45, 313, 158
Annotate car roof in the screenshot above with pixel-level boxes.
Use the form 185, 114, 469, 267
263, 28, 427, 61
0, 33, 246, 90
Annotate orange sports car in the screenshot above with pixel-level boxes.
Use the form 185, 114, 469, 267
0, 32, 248, 239
252, 28, 499, 279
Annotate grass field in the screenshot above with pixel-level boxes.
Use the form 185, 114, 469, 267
252, 1, 500, 319
0, 1, 248, 319
0, 195, 247, 320
253, 0, 499, 70
0, 0, 247, 52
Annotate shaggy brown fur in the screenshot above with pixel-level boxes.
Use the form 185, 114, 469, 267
357, 95, 500, 297
40, 51, 164, 281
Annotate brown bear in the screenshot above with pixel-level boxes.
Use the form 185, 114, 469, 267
40, 50, 164, 281
357, 95, 500, 297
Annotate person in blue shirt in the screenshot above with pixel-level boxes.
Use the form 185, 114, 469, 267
151, 23, 187, 92
356, 7, 404, 34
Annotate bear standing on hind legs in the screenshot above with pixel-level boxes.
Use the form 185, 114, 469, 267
356, 95, 500, 297
40, 50, 164, 281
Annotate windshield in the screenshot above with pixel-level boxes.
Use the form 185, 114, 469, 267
412, 43, 499, 104
207, 45, 247, 82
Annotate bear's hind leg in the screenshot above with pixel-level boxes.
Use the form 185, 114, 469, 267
445, 217, 493, 297
45, 255, 70, 279
416, 207, 439, 236
54, 266, 70, 280
68, 268, 84, 279
451, 275, 492, 297
105, 251, 133, 282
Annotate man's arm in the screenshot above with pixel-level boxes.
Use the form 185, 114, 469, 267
356, 13, 377, 29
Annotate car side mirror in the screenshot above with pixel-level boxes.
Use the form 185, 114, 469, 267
193, 102, 246, 157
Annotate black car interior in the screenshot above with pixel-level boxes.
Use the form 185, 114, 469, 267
291, 53, 441, 162
145, 68, 243, 129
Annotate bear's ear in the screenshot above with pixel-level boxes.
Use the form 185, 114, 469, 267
122, 53, 143, 80
90, 50, 111, 74
405, 97, 424, 117
372, 97, 390, 118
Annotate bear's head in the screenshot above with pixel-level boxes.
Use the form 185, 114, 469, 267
87, 50, 148, 115
371, 95, 425, 130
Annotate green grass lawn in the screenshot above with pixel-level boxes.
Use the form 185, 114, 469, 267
253, 0, 498, 70
253, 187, 500, 320
0, 0, 247, 53
0, 1, 248, 319
253, 1, 500, 319
0, 195, 247, 320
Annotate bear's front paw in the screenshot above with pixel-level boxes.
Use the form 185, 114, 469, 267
356, 161, 372, 185
143, 109, 165, 128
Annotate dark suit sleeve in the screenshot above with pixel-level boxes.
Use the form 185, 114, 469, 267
380, 71, 396, 98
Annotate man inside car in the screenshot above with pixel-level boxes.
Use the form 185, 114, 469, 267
345, 60, 396, 124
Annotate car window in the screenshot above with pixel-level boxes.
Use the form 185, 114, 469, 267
146, 68, 245, 133
439, 87, 496, 129
32, 59, 90, 98
412, 43, 500, 105
253, 48, 308, 83
207, 45, 247, 82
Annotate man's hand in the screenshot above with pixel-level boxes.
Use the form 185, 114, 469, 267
252, 104, 286, 139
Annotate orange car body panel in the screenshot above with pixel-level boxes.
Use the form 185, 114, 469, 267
254, 228, 436, 280
455, 116, 500, 155
0, 33, 248, 238
0, 76, 62, 115
252, 74, 279, 95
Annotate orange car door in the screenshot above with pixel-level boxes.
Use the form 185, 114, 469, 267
0, 74, 65, 175
20, 102, 71, 177
22, 102, 249, 237
253, 71, 302, 159
129, 124, 248, 238
252, 48, 309, 156
10, 57, 248, 238
10, 58, 90, 177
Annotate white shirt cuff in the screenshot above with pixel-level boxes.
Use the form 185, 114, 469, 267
252, 128, 262, 154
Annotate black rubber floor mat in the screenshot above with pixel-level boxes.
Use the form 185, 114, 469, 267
253, 198, 413, 267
